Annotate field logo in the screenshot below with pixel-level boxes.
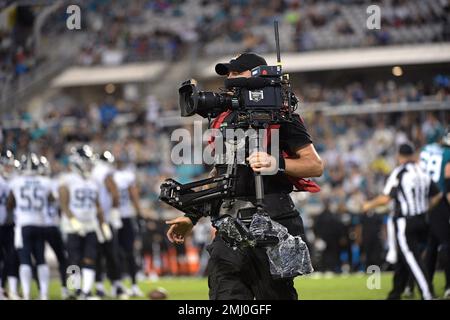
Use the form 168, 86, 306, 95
66, 5, 81, 30
66, 265, 81, 290
366, 5, 381, 30
366, 265, 381, 290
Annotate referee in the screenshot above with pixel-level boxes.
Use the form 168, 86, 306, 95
363, 143, 441, 300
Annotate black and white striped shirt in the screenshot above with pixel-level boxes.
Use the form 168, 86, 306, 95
383, 162, 440, 217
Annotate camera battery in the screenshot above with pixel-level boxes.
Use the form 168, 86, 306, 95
251, 65, 281, 77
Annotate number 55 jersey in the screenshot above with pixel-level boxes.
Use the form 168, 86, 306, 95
8, 174, 53, 227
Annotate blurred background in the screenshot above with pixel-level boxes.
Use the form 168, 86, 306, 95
0, 0, 449, 285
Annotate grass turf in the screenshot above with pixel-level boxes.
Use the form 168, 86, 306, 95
33, 272, 446, 300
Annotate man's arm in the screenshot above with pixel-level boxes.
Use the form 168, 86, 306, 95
96, 197, 105, 225
128, 183, 142, 218
430, 193, 442, 209
105, 174, 120, 208
58, 186, 74, 219
247, 144, 323, 178
5, 191, 15, 225
285, 144, 324, 178
362, 194, 391, 212
6, 191, 15, 212
363, 169, 398, 212
96, 196, 113, 240
428, 179, 442, 210
166, 216, 193, 245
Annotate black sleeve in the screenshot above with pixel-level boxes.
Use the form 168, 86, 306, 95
389, 187, 398, 199
185, 213, 201, 226
279, 114, 313, 154
429, 181, 440, 197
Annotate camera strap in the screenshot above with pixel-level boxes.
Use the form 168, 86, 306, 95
208, 109, 232, 148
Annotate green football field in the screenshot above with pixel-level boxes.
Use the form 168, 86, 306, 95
32, 272, 446, 300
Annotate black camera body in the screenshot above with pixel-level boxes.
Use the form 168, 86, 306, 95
178, 64, 296, 127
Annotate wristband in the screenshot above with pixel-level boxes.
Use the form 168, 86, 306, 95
185, 214, 199, 226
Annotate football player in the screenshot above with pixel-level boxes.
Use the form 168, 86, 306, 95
91, 150, 128, 299
7, 153, 53, 300
419, 126, 450, 298
58, 145, 111, 300
113, 153, 144, 297
0, 150, 14, 300
0, 150, 19, 300
39, 156, 69, 299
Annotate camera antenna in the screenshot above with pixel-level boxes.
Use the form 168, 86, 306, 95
274, 20, 281, 67
274, 20, 293, 119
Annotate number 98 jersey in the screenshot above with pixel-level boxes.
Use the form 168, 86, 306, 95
8, 174, 52, 227
420, 143, 450, 194
58, 172, 99, 226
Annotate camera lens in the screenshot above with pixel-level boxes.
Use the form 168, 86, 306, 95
178, 80, 234, 118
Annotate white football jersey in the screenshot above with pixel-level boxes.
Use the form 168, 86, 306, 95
113, 168, 136, 218
91, 162, 114, 223
8, 174, 52, 227
58, 171, 99, 233
0, 176, 10, 225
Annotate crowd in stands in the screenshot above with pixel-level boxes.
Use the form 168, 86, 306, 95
298, 74, 450, 107
2, 0, 449, 116
2, 0, 448, 73
76, 0, 450, 63
0, 5, 36, 88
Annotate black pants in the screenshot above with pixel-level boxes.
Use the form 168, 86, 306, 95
388, 215, 433, 300
206, 211, 305, 300
322, 241, 341, 272
425, 198, 450, 291
96, 226, 121, 283
362, 240, 383, 269
66, 232, 98, 268
118, 217, 138, 284
0, 225, 19, 286
43, 226, 68, 286
18, 226, 46, 266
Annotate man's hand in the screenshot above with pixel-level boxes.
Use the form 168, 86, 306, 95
247, 151, 277, 175
362, 195, 391, 213
361, 202, 372, 213
166, 216, 194, 245
69, 217, 85, 236
101, 223, 113, 241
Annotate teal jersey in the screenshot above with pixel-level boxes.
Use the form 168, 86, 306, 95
419, 143, 450, 194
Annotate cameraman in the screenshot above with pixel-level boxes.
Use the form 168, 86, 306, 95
166, 53, 323, 300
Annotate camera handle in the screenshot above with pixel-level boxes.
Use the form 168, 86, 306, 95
248, 128, 265, 212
